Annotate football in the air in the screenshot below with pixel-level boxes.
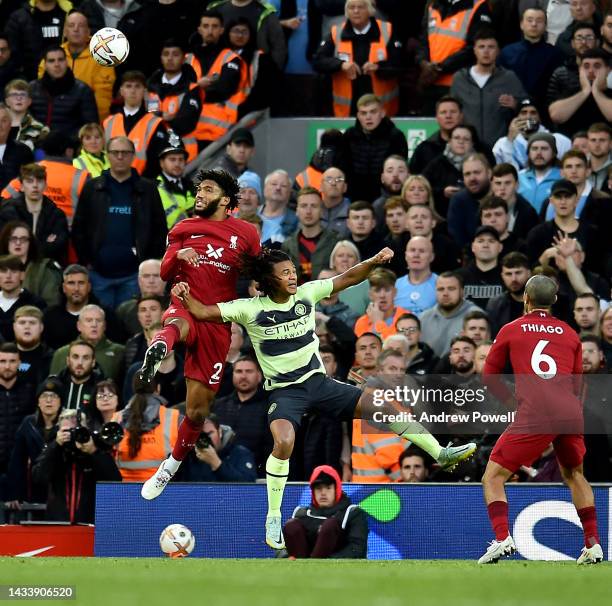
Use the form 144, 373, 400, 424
159, 524, 195, 558
89, 27, 129, 67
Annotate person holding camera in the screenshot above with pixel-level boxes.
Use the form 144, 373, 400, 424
4, 377, 63, 511
176, 415, 257, 482
32, 408, 121, 523
112, 378, 181, 482
493, 99, 571, 170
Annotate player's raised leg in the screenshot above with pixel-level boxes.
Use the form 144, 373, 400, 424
558, 461, 603, 564
141, 378, 215, 499
138, 318, 188, 384
478, 459, 516, 563
265, 419, 294, 550
355, 394, 477, 472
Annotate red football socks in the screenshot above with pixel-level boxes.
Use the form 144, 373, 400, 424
171, 416, 203, 461
153, 323, 181, 352
577, 506, 600, 548
487, 501, 509, 541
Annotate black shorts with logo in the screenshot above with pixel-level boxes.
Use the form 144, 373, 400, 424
267, 373, 361, 429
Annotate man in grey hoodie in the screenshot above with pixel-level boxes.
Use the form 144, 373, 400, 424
419, 271, 480, 357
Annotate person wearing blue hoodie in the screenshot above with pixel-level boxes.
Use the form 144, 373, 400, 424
283, 465, 368, 559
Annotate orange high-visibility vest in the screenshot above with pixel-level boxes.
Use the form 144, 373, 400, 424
295, 166, 323, 192
195, 49, 249, 142
185, 53, 203, 80
1, 160, 89, 221
146, 87, 199, 163
428, 0, 487, 87
114, 406, 180, 482
331, 19, 399, 118
103, 112, 163, 175
351, 419, 406, 483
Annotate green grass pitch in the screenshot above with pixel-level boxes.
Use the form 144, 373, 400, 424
1, 558, 612, 606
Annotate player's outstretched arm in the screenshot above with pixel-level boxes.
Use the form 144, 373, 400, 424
331, 247, 394, 294
171, 283, 223, 322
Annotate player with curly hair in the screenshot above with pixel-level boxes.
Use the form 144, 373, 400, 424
140, 169, 261, 499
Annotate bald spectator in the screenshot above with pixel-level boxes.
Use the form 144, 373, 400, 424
394, 237, 438, 316
49, 304, 125, 382
115, 259, 167, 336
259, 170, 297, 246
420, 272, 479, 358
320, 167, 351, 237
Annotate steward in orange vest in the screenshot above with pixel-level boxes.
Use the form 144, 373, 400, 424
146, 40, 202, 163
293, 128, 344, 193
417, 0, 492, 89
102, 71, 168, 178
113, 395, 181, 483
313, 16, 402, 117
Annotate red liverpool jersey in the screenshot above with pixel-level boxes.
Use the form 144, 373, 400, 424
483, 310, 583, 430
160, 216, 261, 305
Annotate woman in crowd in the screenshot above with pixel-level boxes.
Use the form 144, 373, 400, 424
113, 378, 181, 482
0, 220, 62, 306
329, 240, 368, 317
72, 123, 109, 177
88, 379, 121, 432
5, 377, 63, 508
422, 124, 477, 218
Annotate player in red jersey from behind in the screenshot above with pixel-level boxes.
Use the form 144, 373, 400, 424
478, 275, 602, 564
139, 169, 261, 499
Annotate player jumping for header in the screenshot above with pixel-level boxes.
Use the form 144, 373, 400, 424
479, 275, 603, 564
171, 247, 477, 550
139, 169, 261, 499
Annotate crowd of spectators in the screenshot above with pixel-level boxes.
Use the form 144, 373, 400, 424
0, 0, 611, 523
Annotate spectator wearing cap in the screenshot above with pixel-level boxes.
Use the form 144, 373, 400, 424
73, 123, 110, 178
0, 105, 34, 192
4, 79, 49, 151
0, 342, 36, 502
284, 465, 368, 559
236, 171, 262, 217
29, 46, 99, 140
450, 28, 526, 148
4, 375, 63, 508
498, 7, 564, 116
213, 128, 256, 179
1, 132, 89, 228
103, 71, 169, 178
517, 133, 562, 214
457, 226, 504, 310
13, 305, 53, 387
294, 129, 344, 194
493, 99, 571, 170
72, 136, 168, 309
156, 137, 195, 229
146, 39, 201, 164
526, 178, 601, 272
540, 149, 611, 226
548, 45, 612, 138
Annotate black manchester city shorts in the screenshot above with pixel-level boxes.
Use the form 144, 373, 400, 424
266, 373, 361, 429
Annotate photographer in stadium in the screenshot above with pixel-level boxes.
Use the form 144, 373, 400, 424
32, 408, 121, 523
176, 414, 257, 483
283, 465, 368, 559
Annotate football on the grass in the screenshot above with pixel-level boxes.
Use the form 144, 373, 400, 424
89, 27, 129, 67
159, 524, 195, 558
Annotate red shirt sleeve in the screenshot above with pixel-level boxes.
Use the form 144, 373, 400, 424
160, 224, 183, 282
